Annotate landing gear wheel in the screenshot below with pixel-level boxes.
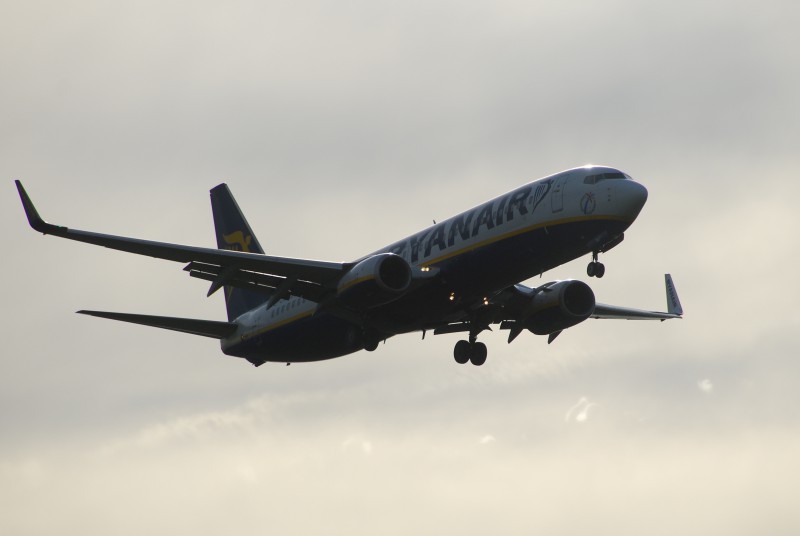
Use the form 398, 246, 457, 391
469, 342, 487, 366
587, 261, 605, 278
454, 340, 471, 364
594, 262, 605, 278
587, 250, 606, 278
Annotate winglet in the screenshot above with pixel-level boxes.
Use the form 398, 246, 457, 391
15, 181, 64, 235
665, 274, 683, 316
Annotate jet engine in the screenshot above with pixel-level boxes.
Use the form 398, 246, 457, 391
520, 280, 596, 335
336, 253, 413, 309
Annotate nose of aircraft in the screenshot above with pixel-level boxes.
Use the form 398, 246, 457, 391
617, 179, 648, 220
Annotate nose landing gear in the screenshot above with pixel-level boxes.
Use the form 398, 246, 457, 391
587, 251, 605, 278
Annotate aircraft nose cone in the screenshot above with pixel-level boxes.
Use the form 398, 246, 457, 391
619, 180, 648, 219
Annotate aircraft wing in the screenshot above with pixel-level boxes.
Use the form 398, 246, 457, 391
591, 274, 683, 320
432, 274, 682, 345
590, 304, 681, 320
15, 181, 349, 292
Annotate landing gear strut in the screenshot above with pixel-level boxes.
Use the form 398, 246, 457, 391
587, 251, 605, 278
453, 332, 488, 366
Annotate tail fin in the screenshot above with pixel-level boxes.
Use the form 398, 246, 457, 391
210, 184, 269, 320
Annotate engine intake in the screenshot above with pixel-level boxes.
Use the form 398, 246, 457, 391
522, 280, 596, 335
336, 253, 412, 309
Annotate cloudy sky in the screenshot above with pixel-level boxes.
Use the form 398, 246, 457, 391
2, 0, 799, 534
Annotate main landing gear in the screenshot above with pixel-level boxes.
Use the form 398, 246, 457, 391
453, 338, 487, 366
587, 251, 605, 278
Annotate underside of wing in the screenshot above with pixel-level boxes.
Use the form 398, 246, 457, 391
591, 274, 683, 320
431, 274, 682, 347
590, 303, 681, 320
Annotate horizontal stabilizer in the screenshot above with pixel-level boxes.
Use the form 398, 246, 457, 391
77, 310, 238, 339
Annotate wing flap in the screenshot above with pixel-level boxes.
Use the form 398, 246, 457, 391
77, 310, 238, 339
184, 261, 327, 302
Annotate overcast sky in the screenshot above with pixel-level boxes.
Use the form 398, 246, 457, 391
2, 0, 799, 534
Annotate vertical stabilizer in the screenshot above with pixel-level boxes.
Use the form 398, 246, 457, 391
210, 184, 268, 320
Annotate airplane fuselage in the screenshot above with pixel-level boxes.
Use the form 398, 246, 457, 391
224, 166, 648, 364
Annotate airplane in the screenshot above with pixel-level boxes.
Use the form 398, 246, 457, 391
15, 165, 682, 367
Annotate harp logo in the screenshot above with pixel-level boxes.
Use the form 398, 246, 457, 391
580, 193, 596, 215
222, 231, 252, 253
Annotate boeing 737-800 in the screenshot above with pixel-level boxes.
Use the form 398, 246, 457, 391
15, 166, 682, 366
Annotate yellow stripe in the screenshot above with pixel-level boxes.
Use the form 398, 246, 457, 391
337, 274, 375, 294
424, 214, 631, 267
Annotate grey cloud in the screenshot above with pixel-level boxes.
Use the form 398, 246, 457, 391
2, 0, 800, 534
6, 0, 796, 192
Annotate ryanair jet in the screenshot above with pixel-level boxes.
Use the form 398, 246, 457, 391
15, 166, 682, 367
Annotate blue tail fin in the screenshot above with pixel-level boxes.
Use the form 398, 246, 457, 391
210, 184, 268, 320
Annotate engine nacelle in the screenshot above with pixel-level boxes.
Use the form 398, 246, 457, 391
336, 253, 413, 309
522, 280, 596, 335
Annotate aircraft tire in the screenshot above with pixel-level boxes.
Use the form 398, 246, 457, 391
454, 340, 471, 364
469, 342, 487, 366
587, 262, 596, 277
595, 262, 605, 278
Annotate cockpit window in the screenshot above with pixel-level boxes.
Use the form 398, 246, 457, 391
584, 172, 627, 184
